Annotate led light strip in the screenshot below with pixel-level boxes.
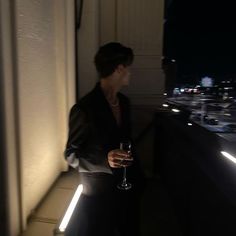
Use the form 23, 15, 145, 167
221, 151, 236, 164
59, 184, 83, 232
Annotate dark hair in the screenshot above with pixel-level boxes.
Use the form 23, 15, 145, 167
94, 42, 134, 78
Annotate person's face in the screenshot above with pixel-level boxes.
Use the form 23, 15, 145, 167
117, 65, 131, 86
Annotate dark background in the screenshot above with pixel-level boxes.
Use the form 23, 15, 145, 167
163, 0, 236, 84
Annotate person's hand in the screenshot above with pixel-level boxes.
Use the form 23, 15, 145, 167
108, 149, 133, 168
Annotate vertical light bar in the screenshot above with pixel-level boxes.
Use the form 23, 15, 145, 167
221, 151, 236, 164
59, 184, 83, 232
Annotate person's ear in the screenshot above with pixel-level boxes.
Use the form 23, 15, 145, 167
116, 64, 125, 73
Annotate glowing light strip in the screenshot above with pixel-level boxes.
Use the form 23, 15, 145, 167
59, 184, 83, 232
162, 103, 169, 107
221, 151, 236, 164
172, 108, 180, 113
187, 123, 193, 126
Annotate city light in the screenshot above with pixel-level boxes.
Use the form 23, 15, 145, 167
59, 184, 83, 232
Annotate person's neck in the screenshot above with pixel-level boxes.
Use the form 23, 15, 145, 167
100, 78, 120, 104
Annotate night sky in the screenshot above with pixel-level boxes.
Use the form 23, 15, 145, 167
163, 0, 236, 81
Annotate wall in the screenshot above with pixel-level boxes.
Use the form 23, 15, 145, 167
77, 0, 100, 98
0, 0, 76, 234
15, 0, 75, 228
0, 0, 21, 235
100, 0, 165, 106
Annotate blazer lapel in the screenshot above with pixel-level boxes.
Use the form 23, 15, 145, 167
93, 83, 119, 131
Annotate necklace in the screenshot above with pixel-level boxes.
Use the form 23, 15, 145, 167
109, 99, 119, 107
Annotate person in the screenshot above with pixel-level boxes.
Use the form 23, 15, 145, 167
64, 42, 144, 236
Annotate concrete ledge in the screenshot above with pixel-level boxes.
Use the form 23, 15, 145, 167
21, 221, 56, 236
21, 169, 80, 236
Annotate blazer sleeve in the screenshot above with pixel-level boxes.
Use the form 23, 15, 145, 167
64, 104, 90, 159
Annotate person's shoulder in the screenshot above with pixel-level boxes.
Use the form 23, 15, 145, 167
69, 99, 90, 119
69, 103, 81, 116
77, 89, 97, 108
68, 92, 93, 112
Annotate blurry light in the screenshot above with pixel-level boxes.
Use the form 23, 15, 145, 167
163, 93, 167, 96
180, 88, 185, 92
187, 123, 193, 126
162, 103, 169, 107
221, 151, 236, 164
171, 59, 176, 62
59, 184, 83, 232
172, 108, 180, 113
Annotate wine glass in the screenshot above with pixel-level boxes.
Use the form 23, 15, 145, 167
117, 141, 133, 190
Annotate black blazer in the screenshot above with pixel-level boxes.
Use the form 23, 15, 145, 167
65, 82, 132, 174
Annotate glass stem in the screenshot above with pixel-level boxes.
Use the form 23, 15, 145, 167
123, 167, 127, 184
